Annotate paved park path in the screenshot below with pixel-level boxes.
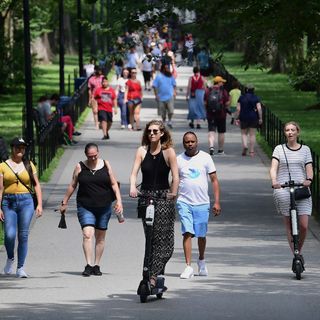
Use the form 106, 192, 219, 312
1, 66, 320, 320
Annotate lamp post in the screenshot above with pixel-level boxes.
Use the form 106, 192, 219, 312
77, 0, 84, 77
22, 0, 34, 160
59, 0, 65, 95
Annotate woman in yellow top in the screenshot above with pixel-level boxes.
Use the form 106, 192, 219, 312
0, 137, 42, 278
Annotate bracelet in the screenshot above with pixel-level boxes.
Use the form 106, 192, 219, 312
61, 201, 67, 206
306, 178, 313, 183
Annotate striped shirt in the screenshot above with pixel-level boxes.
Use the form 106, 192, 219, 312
272, 144, 313, 216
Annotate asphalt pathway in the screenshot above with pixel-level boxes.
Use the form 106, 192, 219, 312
1, 66, 320, 320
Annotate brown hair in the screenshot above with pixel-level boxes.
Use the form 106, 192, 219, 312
141, 120, 173, 150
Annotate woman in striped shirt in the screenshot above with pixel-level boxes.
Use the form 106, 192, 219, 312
270, 121, 313, 258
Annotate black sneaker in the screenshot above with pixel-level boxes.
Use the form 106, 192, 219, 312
92, 265, 102, 276
209, 147, 214, 155
196, 124, 201, 129
189, 122, 194, 129
73, 131, 82, 136
82, 264, 93, 277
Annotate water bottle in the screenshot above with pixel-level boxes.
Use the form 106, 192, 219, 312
116, 211, 125, 223
145, 200, 155, 226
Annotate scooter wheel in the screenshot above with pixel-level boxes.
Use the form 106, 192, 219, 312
156, 293, 163, 299
295, 261, 302, 280
140, 294, 148, 303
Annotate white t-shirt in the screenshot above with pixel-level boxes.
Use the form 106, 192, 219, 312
177, 150, 216, 205
117, 77, 128, 93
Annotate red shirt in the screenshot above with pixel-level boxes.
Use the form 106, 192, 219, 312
95, 87, 116, 112
191, 75, 204, 91
126, 79, 142, 100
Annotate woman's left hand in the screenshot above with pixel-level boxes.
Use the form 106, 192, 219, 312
114, 201, 123, 214
166, 193, 177, 200
303, 180, 312, 187
35, 205, 43, 218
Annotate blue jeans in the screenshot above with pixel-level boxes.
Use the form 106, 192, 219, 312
2, 193, 34, 268
117, 92, 128, 126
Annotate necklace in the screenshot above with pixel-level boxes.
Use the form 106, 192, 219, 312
89, 169, 97, 175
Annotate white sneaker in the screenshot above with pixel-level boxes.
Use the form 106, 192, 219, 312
4, 258, 14, 275
121, 125, 125, 129
197, 259, 208, 276
180, 265, 194, 279
16, 267, 28, 278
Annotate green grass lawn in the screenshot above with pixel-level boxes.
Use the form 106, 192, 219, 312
0, 55, 78, 144
221, 52, 320, 154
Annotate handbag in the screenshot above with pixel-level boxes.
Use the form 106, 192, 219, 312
281, 145, 311, 201
294, 186, 311, 201
5, 161, 38, 208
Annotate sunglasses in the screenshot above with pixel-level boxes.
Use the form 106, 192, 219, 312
86, 154, 98, 159
147, 129, 160, 135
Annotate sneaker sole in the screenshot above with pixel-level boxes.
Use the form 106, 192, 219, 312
180, 274, 194, 279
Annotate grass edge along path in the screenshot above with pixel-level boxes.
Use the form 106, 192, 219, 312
222, 52, 320, 155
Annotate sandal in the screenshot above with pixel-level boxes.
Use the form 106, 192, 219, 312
242, 148, 248, 156
249, 151, 255, 158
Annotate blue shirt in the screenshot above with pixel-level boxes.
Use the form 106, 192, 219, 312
153, 74, 176, 101
197, 51, 209, 68
238, 93, 260, 122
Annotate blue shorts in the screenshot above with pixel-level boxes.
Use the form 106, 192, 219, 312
77, 204, 112, 230
176, 201, 210, 237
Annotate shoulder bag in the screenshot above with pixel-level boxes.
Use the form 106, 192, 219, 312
281, 144, 311, 201
5, 161, 38, 208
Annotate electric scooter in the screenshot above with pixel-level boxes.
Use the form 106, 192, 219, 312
280, 180, 305, 280
137, 198, 167, 303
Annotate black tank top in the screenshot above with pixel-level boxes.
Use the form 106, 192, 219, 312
141, 149, 170, 190
77, 161, 113, 207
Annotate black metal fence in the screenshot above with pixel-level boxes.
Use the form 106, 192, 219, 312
260, 105, 320, 215
25, 79, 89, 178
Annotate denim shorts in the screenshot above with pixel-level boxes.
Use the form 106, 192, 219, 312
176, 201, 210, 237
77, 204, 112, 230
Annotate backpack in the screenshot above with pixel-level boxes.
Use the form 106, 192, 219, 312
207, 87, 223, 112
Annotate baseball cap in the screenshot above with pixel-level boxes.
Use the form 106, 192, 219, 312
10, 137, 28, 147
213, 76, 226, 83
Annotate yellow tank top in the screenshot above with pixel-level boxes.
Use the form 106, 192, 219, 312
0, 160, 37, 194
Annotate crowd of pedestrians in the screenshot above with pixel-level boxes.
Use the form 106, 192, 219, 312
0, 26, 314, 291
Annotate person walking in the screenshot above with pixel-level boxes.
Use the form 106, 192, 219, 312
152, 64, 177, 129
235, 84, 262, 157
94, 77, 117, 140
176, 132, 221, 279
186, 67, 206, 129
229, 80, 241, 125
124, 68, 143, 131
59, 143, 123, 276
196, 47, 210, 77
129, 120, 179, 288
206, 76, 230, 155
270, 121, 313, 269
116, 68, 129, 129
0, 137, 43, 278
88, 66, 104, 129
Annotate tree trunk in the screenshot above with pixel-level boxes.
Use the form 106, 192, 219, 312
31, 33, 54, 64
270, 49, 287, 73
64, 13, 75, 54
0, 14, 5, 93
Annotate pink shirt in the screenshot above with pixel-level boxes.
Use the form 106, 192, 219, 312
88, 75, 104, 96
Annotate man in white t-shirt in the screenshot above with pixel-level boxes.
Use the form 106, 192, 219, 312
177, 132, 221, 279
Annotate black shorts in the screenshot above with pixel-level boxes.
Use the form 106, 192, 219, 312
98, 110, 113, 122
200, 68, 210, 77
240, 120, 259, 129
207, 117, 226, 133
143, 71, 152, 82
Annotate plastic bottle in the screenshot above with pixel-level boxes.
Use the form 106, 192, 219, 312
116, 211, 125, 223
